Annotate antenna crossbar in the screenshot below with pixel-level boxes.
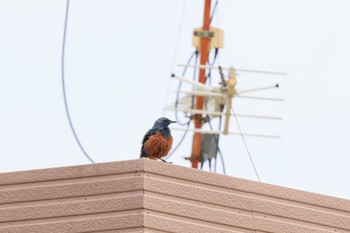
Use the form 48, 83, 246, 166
176, 90, 224, 97
178, 64, 287, 76
172, 127, 280, 139
237, 84, 279, 94
172, 75, 214, 91
175, 90, 285, 101
165, 107, 283, 120
236, 95, 285, 102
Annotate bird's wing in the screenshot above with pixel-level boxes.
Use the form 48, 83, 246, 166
142, 128, 158, 144
140, 128, 157, 158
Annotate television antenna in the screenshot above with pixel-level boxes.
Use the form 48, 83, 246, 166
165, 0, 286, 170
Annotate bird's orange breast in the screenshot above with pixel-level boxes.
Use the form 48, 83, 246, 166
144, 131, 173, 159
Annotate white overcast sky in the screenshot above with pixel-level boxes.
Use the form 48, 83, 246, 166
1, 0, 350, 200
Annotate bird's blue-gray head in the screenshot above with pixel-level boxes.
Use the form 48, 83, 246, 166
153, 117, 177, 129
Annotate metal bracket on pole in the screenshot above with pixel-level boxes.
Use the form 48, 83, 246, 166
193, 30, 214, 38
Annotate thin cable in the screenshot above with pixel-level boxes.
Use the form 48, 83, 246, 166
174, 50, 198, 125
215, 0, 221, 65
210, 0, 219, 24
165, 1, 195, 159
207, 116, 226, 175
231, 107, 260, 182
165, 121, 190, 161
216, 115, 226, 174
205, 104, 225, 174
163, 0, 189, 115
170, 0, 188, 73
166, 50, 197, 160
204, 52, 225, 174
190, 51, 199, 109
61, 0, 95, 164
205, 48, 219, 85
166, 50, 198, 160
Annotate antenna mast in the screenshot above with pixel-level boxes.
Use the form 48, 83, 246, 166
190, 0, 212, 168
166, 1, 284, 170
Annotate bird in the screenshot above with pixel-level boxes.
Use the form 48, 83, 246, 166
140, 117, 176, 162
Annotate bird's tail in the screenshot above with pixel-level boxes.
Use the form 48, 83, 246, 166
140, 154, 147, 158
140, 146, 148, 158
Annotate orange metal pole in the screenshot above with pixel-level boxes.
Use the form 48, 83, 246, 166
190, 0, 211, 168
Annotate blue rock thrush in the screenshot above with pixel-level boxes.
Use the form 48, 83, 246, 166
140, 117, 176, 162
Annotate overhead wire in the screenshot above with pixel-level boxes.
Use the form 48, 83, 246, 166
163, 0, 189, 114
170, 0, 188, 73
210, 0, 219, 24
203, 49, 226, 174
203, 0, 223, 172
165, 0, 196, 161
213, 114, 224, 173
61, 0, 95, 164
165, 121, 190, 161
166, 50, 198, 161
212, 0, 221, 65
207, 115, 226, 175
231, 107, 261, 182
174, 50, 198, 125
207, 0, 225, 173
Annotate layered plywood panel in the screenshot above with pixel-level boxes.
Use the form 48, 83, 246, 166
0, 159, 349, 233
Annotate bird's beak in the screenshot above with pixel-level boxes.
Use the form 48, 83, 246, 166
170, 120, 177, 124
